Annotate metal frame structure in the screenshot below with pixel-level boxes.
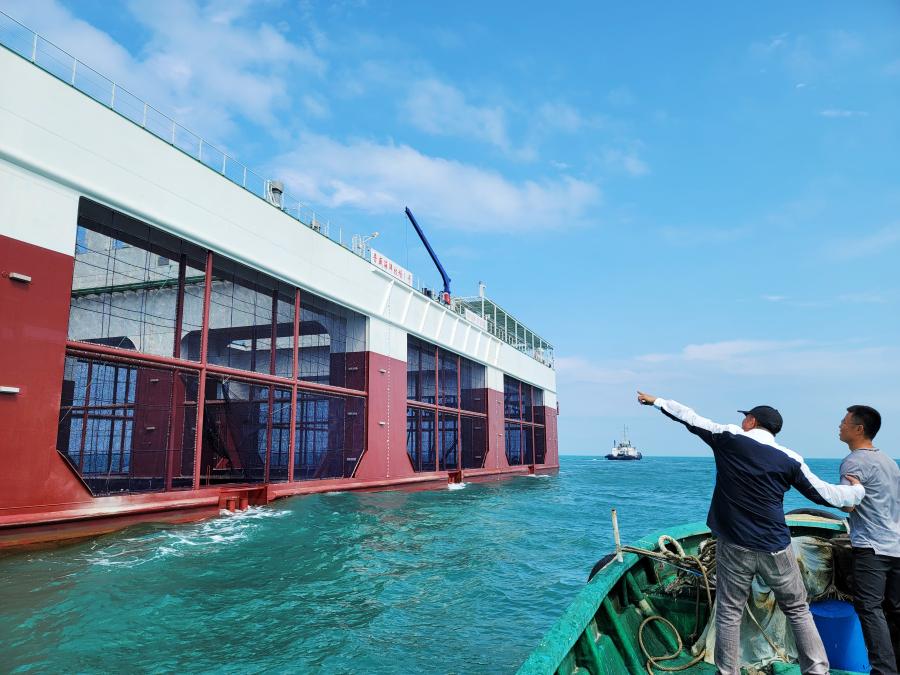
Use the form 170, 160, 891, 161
405, 338, 490, 473
65, 246, 369, 491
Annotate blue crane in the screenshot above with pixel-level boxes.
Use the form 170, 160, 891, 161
405, 207, 452, 301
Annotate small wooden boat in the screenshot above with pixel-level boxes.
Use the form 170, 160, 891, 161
519, 514, 873, 675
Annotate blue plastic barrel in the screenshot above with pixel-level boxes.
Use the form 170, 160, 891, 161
810, 599, 870, 672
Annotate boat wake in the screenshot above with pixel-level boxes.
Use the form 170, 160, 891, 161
81, 507, 289, 568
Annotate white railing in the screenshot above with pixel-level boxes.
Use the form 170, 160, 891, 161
0, 9, 553, 367
451, 300, 555, 368
0, 10, 342, 248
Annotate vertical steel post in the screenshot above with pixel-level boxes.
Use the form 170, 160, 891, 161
264, 383, 274, 483
433, 345, 439, 471
30, 33, 37, 62
192, 251, 213, 490
264, 291, 278, 483
198, 138, 203, 162
110, 83, 116, 109
287, 288, 300, 482
456, 354, 461, 473
70, 59, 76, 85
172, 255, 186, 360
77, 360, 93, 473
142, 102, 147, 128
165, 255, 188, 492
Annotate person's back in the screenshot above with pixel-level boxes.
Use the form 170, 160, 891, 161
709, 429, 814, 550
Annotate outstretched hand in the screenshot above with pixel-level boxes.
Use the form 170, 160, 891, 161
637, 391, 657, 406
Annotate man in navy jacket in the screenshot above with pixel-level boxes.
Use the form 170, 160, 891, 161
638, 392, 865, 675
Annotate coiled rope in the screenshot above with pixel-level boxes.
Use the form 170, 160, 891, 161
621, 536, 713, 673
621, 535, 788, 672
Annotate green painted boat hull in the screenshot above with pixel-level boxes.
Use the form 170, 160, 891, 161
519, 519, 866, 675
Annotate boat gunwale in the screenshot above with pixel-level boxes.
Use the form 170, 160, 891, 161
517, 517, 847, 674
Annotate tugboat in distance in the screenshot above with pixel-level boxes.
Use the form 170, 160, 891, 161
606, 427, 643, 461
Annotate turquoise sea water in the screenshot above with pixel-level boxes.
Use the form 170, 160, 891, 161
0, 456, 847, 674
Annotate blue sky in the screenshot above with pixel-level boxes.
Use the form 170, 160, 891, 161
3, 1, 899, 458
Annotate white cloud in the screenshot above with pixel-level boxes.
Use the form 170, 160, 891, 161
679, 339, 808, 363
555, 356, 636, 384
302, 94, 330, 119
750, 32, 862, 82
819, 109, 869, 118
563, 339, 900, 396
2, 0, 325, 141
270, 133, 601, 231
403, 85, 604, 162
821, 224, 900, 260
601, 148, 649, 177
763, 295, 786, 302
756, 32, 790, 55
635, 353, 672, 364
537, 102, 586, 133
835, 291, 888, 304
403, 78, 512, 151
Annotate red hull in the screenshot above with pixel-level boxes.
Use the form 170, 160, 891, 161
0, 234, 559, 549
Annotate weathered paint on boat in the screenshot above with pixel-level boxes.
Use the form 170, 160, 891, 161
519, 518, 864, 675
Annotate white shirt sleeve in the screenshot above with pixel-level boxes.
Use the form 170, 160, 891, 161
653, 398, 743, 435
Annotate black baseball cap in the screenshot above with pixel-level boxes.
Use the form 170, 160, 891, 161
738, 405, 783, 435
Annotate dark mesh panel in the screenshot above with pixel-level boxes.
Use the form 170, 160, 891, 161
268, 386, 292, 482
534, 426, 546, 464
406, 407, 436, 472
439, 413, 459, 470
293, 391, 365, 480
504, 376, 521, 420
461, 415, 486, 469
199, 376, 268, 484
56, 354, 198, 495
505, 421, 523, 465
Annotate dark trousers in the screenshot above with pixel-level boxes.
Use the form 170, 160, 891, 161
852, 547, 900, 675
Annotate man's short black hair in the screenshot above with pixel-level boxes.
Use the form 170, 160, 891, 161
847, 404, 881, 440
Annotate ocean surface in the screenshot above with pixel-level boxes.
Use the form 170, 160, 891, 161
0, 456, 848, 674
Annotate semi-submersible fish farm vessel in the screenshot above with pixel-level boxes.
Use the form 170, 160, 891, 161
0, 13, 558, 548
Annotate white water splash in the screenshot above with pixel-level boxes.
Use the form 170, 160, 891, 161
447, 482, 467, 490
81, 506, 289, 568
